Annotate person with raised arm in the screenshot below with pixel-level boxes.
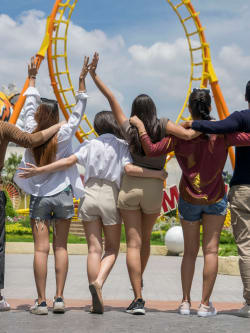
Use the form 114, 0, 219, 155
130, 88, 250, 317
87, 52, 200, 315
0, 83, 63, 312
13, 56, 89, 315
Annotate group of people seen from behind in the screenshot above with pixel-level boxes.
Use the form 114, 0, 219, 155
0, 53, 250, 319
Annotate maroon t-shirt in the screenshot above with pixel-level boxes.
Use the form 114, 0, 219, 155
141, 132, 250, 205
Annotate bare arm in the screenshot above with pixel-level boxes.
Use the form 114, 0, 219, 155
166, 120, 200, 140
130, 115, 199, 141
18, 155, 77, 178
89, 52, 127, 126
124, 164, 167, 181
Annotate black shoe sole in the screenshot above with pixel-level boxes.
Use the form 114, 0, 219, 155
89, 284, 104, 314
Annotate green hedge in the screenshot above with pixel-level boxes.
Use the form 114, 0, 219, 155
4, 190, 17, 217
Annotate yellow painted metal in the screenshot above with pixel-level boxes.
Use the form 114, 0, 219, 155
37, 16, 51, 57
47, 0, 98, 142
166, 0, 235, 168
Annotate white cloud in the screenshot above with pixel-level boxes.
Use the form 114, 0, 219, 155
0, 8, 249, 131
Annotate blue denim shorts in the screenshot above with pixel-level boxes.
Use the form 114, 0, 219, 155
29, 186, 74, 221
178, 195, 228, 222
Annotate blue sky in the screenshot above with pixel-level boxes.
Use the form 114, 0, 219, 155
1, 0, 250, 173
1, 1, 250, 128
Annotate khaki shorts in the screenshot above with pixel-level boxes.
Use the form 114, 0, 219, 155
117, 174, 164, 214
79, 178, 121, 226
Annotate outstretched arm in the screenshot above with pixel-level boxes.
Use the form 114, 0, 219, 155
166, 120, 200, 140
129, 116, 174, 156
18, 155, 77, 178
3, 121, 63, 148
191, 111, 245, 134
89, 52, 127, 126
125, 164, 167, 181
225, 132, 250, 147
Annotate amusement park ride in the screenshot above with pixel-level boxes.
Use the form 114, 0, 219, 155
0, 0, 235, 213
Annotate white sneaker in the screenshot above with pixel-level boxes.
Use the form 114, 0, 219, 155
197, 302, 217, 317
237, 303, 250, 318
53, 297, 65, 313
30, 300, 48, 315
179, 301, 190, 315
0, 297, 11, 311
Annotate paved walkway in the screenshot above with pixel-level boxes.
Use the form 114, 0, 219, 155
1, 254, 249, 332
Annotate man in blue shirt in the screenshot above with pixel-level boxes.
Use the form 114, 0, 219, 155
187, 81, 250, 318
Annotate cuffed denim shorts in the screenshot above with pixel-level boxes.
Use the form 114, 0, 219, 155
178, 195, 228, 222
29, 186, 74, 221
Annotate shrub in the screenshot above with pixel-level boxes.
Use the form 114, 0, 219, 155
4, 190, 17, 217
5, 223, 32, 235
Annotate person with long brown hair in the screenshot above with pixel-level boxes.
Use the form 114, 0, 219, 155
0, 116, 63, 312
14, 57, 89, 315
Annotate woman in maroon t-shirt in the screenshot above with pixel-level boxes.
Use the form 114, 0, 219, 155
131, 88, 250, 317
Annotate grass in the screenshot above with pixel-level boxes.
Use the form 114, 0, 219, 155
6, 233, 87, 244
5, 217, 239, 255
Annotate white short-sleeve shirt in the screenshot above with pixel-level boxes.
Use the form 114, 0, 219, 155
74, 133, 132, 189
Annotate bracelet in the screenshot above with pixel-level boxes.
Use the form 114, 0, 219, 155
139, 131, 147, 137
29, 76, 36, 79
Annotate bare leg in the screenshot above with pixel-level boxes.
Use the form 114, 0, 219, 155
95, 224, 121, 287
140, 212, 159, 276
121, 209, 142, 300
83, 220, 103, 284
52, 219, 70, 298
31, 219, 50, 304
201, 214, 224, 306
181, 219, 200, 303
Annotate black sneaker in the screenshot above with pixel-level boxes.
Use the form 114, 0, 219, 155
126, 299, 145, 315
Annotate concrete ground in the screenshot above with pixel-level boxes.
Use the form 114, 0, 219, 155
1, 253, 249, 333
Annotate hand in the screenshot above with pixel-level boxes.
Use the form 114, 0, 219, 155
181, 121, 193, 129
18, 163, 40, 179
159, 169, 168, 181
28, 57, 38, 79
89, 52, 99, 76
79, 56, 90, 81
129, 116, 145, 132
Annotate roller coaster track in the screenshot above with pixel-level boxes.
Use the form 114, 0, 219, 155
47, 0, 97, 142
167, 0, 235, 167
10, 0, 234, 166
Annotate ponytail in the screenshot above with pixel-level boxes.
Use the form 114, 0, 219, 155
189, 89, 212, 121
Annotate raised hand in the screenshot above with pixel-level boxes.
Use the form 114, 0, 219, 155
89, 52, 99, 76
28, 57, 38, 79
79, 56, 90, 81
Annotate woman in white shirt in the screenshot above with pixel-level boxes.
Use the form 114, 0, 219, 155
19, 111, 167, 315
14, 57, 89, 315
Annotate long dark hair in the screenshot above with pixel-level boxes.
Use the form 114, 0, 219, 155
129, 94, 163, 155
245, 81, 250, 103
32, 100, 59, 166
189, 89, 212, 120
94, 111, 124, 139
